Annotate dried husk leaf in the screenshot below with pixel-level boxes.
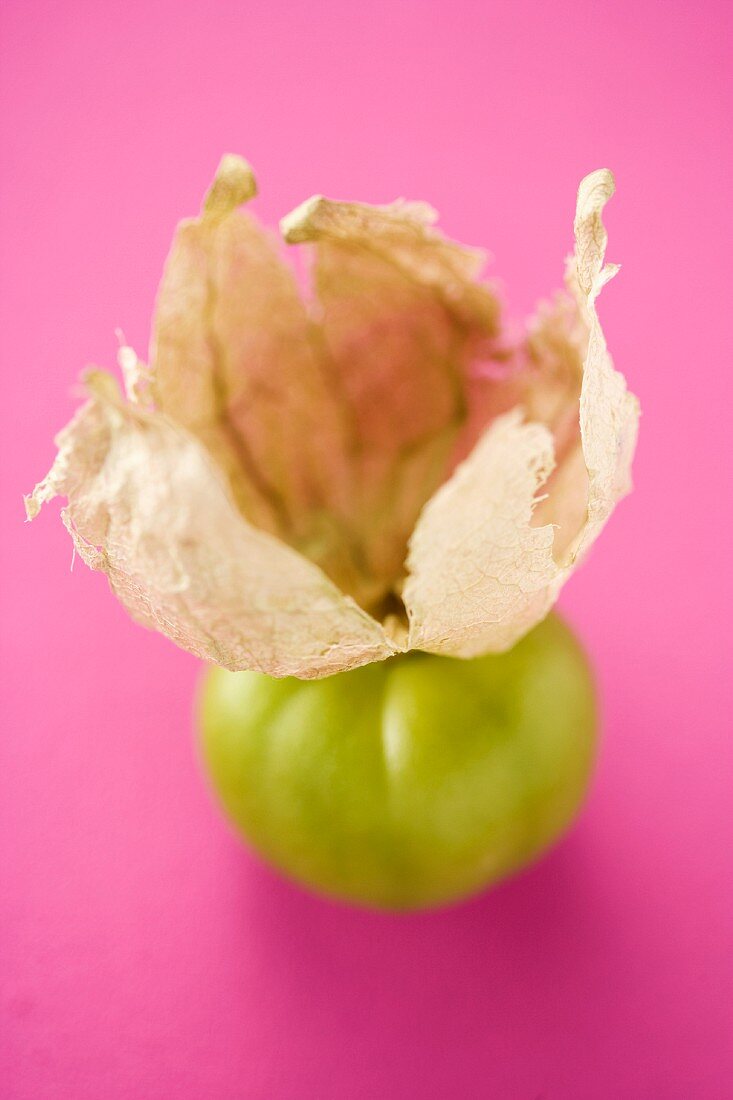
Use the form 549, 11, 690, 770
149, 156, 375, 606
403, 168, 639, 656
281, 194, 515, 612
403, 409, 559, 655
147, 157, 519, 615
25, 373, 397, 678
27, 163, 637, 678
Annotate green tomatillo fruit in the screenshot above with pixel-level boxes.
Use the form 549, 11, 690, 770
199, 614, 597, 910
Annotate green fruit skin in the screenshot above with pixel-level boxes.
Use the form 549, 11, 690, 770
199, 613, 597, 911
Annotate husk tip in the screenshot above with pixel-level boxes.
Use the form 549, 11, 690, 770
203, 154, 258, 219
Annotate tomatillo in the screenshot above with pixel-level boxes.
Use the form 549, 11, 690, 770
199, 614, 596, 910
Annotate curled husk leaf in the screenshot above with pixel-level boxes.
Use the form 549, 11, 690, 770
27, 160, 639, 678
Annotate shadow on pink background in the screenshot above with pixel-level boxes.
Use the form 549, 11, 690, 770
1, 1, 731, 1096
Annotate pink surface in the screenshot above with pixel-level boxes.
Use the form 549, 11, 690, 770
1, 1, 732, 1096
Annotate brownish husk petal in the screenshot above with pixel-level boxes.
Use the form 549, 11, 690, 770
403, 169, 639, 656
26, 373, 398, 678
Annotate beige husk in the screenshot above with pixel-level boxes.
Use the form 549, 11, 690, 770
402, 170, 639, 655
26, 161, 638, 678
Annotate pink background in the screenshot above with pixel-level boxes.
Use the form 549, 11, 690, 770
1, 1, 731, 1096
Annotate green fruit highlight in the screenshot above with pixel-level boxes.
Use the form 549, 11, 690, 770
199, 613, 597, 910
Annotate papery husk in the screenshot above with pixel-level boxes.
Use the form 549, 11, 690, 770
280, 191, 515, 609
26, 372, 397, 678
403, 169, 639, 656
27, 164, 638, 677
149, 158, 512, 614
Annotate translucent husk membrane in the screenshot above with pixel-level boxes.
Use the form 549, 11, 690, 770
26, 161, 638, 679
